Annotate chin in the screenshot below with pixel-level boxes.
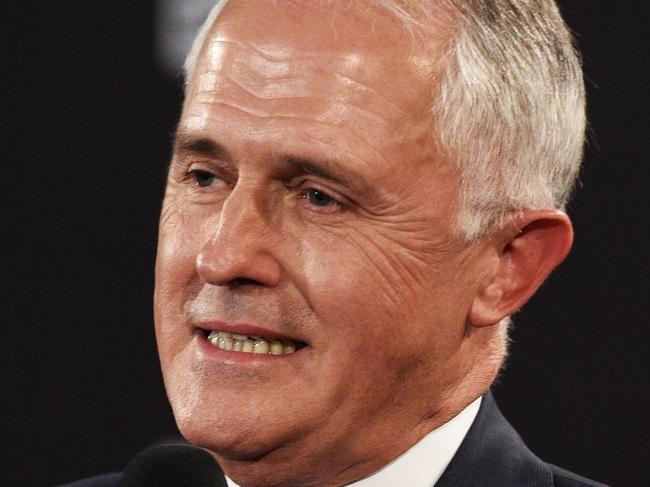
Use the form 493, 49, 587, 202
173, 403, 329, 487
174, 412, 241, 455
180, 421, 315, 487
165, 369, 319, 461
172, 401, 287, 462
207, 445, 327, 487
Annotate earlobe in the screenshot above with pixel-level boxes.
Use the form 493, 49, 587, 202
468, 210, 574, 327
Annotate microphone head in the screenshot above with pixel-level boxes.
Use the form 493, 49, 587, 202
120, 444, 227, 487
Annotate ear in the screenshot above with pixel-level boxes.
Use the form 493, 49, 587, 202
468, 209, 574, 327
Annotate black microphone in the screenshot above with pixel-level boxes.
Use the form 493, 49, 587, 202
120, 444, 227, 486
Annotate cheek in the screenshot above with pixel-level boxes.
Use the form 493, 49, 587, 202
295, 239, 448, 420
297, 229, 470, 361
156, 200, 213, 289
297, 234, 420, 346
154, 201, 213, 341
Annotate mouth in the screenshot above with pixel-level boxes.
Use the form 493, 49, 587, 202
198, 328, 308, 357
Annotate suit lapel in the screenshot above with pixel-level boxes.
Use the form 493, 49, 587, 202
435, 391, 553, 487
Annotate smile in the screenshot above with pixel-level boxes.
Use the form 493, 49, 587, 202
206, 331, 301, 355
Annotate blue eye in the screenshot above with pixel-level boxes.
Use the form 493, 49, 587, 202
306, 188, 336, 207
193, 170, 216, 187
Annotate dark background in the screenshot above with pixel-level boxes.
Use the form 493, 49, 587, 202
3, 1, 647, 486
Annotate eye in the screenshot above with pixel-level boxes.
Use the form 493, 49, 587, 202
191, 170, 217, 187
305, 188, 336, 207
299, 187, 344, 214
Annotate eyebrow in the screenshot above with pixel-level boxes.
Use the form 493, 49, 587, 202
281, 155, 359, 189
173, 130, 232, 162
172, 130, 374, 197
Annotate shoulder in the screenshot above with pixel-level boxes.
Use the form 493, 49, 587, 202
54, 472, 121, 487
550, 464, 609, 487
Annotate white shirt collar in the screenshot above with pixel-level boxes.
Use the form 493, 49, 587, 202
226, 396, 481, 487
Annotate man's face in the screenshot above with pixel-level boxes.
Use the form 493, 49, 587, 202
155, 1, 489, 484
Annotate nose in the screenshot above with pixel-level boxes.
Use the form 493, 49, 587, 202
195, 185, 283, 288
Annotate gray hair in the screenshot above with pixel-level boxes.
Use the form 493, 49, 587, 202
184, 0, 586, 241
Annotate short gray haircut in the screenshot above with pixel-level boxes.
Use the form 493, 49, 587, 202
184, 0, 586, 241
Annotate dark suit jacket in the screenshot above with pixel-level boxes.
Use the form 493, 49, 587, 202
56, 391, 608, 487
435, 392, 607, 486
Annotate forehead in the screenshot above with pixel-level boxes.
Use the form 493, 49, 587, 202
187, 0, 445, 116
182, 0, 450, 179
204, 2, 437, 69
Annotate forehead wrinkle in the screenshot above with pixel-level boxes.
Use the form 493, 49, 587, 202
208, 37, 361, 66
207, 38, 364, 80
204, 38, 412, 117
220, 65, 406, 121
330, 72, 407, 116
188, 101, 392, 165
196, 72, 394, 128
207, 37, 293, 63
193, 69, 409, 143
193, 89, 397, 151
182, 107, 393, 174
206, 34, 396, 67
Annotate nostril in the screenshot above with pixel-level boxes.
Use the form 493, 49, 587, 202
229, 277, 263, 287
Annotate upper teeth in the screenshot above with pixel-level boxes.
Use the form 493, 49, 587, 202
207, 331, 297, 355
